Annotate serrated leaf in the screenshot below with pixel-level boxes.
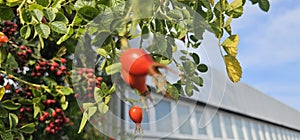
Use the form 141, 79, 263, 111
105, 62, 121, 75
55, 12, 69, 24
50, 21, 68, 34
0, 87, 5, 101
224, 55, 242, 82
78, 6, 99, 21
20, 25, 31, 39
0, 5, 14, 20
258, 0, 270, 12
221, 35, 239, 57
35, 23, 50, 38
78, 111, 88, 133
1, 100, 21, 110
20, 9, 32, 24
98, 102, 109, 114
19, 123, 35, 134
43, 8, 56, 22
9, 113, 18, 129
32, 9, 43, 22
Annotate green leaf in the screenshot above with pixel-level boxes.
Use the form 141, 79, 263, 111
19, 123, 35, 134
0, 5, 14, 20
96, 48, 108, 57
20, 9, 32, 24
83, 102, 94, 110
183, 60, 196, 75
49, 21, 68, 34
78, 111, 88, 133
185, 82, 194, 96
87, 106, 97, 118
57, 27, 74, 45
166, 84, 179, 100
167, 9, 183, 19
98, 102, 109, 114
20, 25, 31, 39
0, 120, 4, 131
43, 8, 56, 22
43, 77, 57, 87
105, 62, 121, 75
0, 131, 13, 140
224, 55, 242, 82
55, 12, 69, 24
36, 0, 50, 7
190, 53, 200, 64
0, 107, 8, 118
258, 0, 270, 12
14, 132, 24, 140
94, 88, 102, 103
192, 76, 204, 86
57, 87, 73, 95
74, 0, 96, 10
0, 87, 5, 101
1, 100, 21, 110
61, 101, 68, 110
33, 104, 40, 118
221, 35, 239, 57
0, 44, 7, 64
197, 64, 208, 73
32, 9, 44, 22
8, 113, 18, 129
35, 23, 50, 38
78, 6, 99, 21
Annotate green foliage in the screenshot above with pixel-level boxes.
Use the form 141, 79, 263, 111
0, 0, 270, 139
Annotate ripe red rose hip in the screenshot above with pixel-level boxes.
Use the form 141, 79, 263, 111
120, 48, 153, 75
0, 34, 8, 43
129, 106, 143, 133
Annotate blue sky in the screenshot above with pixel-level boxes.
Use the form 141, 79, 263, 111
231, 0, 300, 111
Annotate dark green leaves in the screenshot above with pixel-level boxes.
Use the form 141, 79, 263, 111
0, 5, 14, 20
20, 25, 31, 39
35, 23, 50, 38
50, 21, 68, 34
250, 0, 270, 12
1, 100, 21, 110
19, 123, 35, 134
78, 6, 99, 21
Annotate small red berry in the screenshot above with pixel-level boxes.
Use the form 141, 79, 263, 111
26, 49, 33, 54
50, 66, 55, 71
44, 112, 49, 117
59, 66, 66, 71
39, 116, 45, 121
55, 108, 61, 113
52, 111, 57, 117
46, 127, 51, 132
35, 65, 41, 71
60, 58, 67, 63
96, 77, 103, 82
20, 45, 26, 50
56, 70, 63, 76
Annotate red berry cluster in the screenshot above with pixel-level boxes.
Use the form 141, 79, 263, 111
76, 68, 103, 98
18, 107, 32, 121
30, 58, 67, 78
39, 108, 69, 134
1, 20, 18, 36
14, 86, 33, 99
15, 45, 33, 66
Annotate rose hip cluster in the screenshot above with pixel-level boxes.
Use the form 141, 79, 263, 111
39, 108, 70, 134
13, 45, 33, 66
15, 86, 33, 98
1, 20, 18, 36
30, 58, 67, 78
18, 106, 32, 121
76, 68, 102, 99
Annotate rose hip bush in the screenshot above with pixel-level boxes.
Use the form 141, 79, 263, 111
0, 0, 269, 139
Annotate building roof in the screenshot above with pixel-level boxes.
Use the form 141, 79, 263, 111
190, 68, 300, 131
